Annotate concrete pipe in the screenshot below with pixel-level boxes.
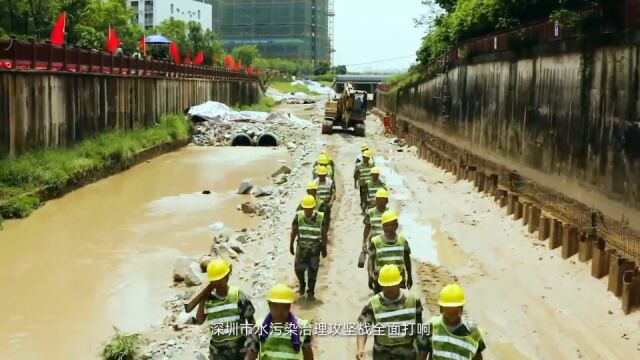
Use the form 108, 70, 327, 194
256, 133, 279, 147
231, 133, 254, 146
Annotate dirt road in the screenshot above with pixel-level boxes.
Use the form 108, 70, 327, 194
249, 102, 640, 359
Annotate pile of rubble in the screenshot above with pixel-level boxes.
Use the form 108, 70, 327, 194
190, 119, 312, 147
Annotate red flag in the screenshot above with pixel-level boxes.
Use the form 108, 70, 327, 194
50, 12, 66, 46
105, 25, 120, 53
223, 55, 230, 68
235, 60, 242, 71
138, 35, 146, 56
185, 49, 191, 65
193, 51, 204, 65
246, 65, 253, 74
169, 42, 181, 64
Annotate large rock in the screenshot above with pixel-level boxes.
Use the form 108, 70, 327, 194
221, 243, 239, 259
271, 165, 292, 177
251, 186, 274, 197
237, 180, 254, 194
173, 257, 202, 286
228, 238, 245, 254
273, 173, 288, 185
233, 233, 248, 244
241, 202, 258, 214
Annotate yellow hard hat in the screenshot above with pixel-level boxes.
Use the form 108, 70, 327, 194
439, 284, 466, 307
376, 188, 389, 198
319, 149, 331, 160
267, 283, 295, 304
207, 258, 231, 281
381, 210, 398, 224
315, 165, 328, 176
378, 264, 402, 287
318, 154, 330, 165
363, 150, 373, 158
306, 182, 319, 190
370, 167, 381, 174
360, 143, 369, 151
300, 195, 317, 209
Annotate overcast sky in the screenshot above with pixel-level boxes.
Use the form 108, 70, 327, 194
333, 0, 426, 73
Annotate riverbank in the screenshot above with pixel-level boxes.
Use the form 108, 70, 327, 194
0, 114, 191, 222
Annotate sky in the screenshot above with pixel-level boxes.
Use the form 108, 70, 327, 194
333, 0, 427, 73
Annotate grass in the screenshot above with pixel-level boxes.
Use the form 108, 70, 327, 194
101, 330, 141, 360
269, 81, 319, 96
0, 114, 190, 220
234, 96, 276, 112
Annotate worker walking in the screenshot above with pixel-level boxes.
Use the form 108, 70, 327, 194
416, 284, 486, 360
354, 150, 375, 213
195, 258, 256, 360
314, 166, 335, 204
361, 189, 390, 288
356, 144, 375, 165
290, 195, 328, 300
245, 284, 314, 360
363, 167, 387, 209
356, 264, 424, 360
318, 149, 335, 168
313, 154, 335, 181
297, 182, 327, 214
368, 211, 413, 293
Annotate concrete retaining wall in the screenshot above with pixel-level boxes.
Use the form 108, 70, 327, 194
379, 44, 640, 227
0, 71, 261, 156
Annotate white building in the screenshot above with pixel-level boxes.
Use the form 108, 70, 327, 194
129, 0, 213, 31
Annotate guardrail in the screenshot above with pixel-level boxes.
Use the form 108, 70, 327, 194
0, 37, 258, 81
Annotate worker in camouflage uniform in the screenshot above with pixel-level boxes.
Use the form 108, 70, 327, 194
314, 165, 335, 224
363, 167, 387, 209
356, 143, 375, 165
297, 182, 328, 214
290, 195, 328, 301
356, 264, 424, 360
195, 258, 256, 360
362, 188, 390, 290
245, 284, 314, 359
354, 150, 375, 214
417, 284, 486, 360
368, 210, 413, 293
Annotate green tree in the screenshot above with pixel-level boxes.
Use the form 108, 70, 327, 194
231, 45, 260, 66
57, 0, 91, 44
78, 0, 143, 52
75, 23, 104, 49
333, 65, 347, 75
154, 18, 188, 51
153, 18, 224, 64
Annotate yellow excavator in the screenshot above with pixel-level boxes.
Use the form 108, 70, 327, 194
322, 82, 367, 136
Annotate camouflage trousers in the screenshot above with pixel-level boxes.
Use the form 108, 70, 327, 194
372, 342, 416, 360
359, 186, 368, 213
294, 246, 321, 295
209, 338, 246, 360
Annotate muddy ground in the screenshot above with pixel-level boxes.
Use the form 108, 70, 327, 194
139, 99, 640, 360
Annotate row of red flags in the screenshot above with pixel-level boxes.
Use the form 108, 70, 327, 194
49, 12, 258, 73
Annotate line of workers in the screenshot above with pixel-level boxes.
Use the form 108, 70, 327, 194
191, 144, 486, 360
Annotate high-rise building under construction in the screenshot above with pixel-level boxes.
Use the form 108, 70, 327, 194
212, 0, 333, 65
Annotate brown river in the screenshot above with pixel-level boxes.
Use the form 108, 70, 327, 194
0, 146, 289, 360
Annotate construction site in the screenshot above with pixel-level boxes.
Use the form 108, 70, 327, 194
2, 1, 640, 360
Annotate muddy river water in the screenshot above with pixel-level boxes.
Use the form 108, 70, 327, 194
0, 146, 289, 360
